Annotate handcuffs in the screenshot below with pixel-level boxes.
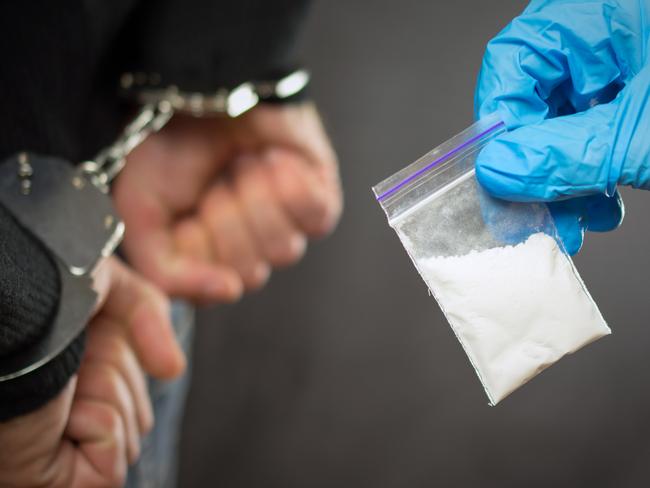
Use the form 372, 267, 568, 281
0, 69, 310, 381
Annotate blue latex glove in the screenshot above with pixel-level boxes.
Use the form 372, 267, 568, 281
474, 0, 650, 254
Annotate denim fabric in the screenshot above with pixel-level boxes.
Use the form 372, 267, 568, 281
125, 301, 195, 488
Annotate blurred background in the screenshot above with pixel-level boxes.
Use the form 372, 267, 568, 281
179, 1, 650, 486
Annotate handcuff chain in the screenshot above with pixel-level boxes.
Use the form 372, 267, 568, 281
80, 101, 173, 193
80, 68, 309, 193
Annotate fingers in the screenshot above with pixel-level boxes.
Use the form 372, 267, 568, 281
266, 148, 342, 237
200, 181, 271, 290
199, 102, 345, 286
63, 269, 180, 484
234, 156, 306, 266
0, 375, 133, 487
115, 103, 343, 303
75, 361, 141, 464
199, 149, 340, 291
547, 192, 625, 255
0, 378, 77, 488
123, 207, 242, 302
475, 102, 618, 202
237, 104, 342, 237
92, 257, 186, 380
84, 320, 153, 436
65, 398, 128, 488
474, 1, 625, 126
119, 188, 238, 301
547, 201, 587, 256
173, 217, 212, 263
584, 190, 625, 233
114, 151, 238, 302
172, 218, 244, 302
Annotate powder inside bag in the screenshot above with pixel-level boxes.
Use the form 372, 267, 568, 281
417, 232, 610, 404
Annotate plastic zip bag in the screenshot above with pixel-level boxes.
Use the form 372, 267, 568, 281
373, 115, 610, 405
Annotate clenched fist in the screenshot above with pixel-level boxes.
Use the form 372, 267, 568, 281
114, 102, 343, 303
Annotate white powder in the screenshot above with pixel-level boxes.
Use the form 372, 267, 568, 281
417, 232, 610, 404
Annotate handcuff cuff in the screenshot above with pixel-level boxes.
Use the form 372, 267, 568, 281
0, 69, 310, 381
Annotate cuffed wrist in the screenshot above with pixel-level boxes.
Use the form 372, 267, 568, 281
120, 68, 310, 118
0, 332, 85, 422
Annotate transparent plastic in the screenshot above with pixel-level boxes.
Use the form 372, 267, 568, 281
373, 115, 610, 404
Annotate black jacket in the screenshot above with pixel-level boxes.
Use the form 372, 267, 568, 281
0, 0, 310, 421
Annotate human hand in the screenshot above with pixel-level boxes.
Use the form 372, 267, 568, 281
113, 102, 342, 303
0, 257, 185, 487
474, 0, 650, 254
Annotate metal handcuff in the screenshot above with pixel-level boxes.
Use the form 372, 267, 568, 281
0, 69, 310, 381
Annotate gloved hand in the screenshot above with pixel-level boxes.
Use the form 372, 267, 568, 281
474, 0, 650, 254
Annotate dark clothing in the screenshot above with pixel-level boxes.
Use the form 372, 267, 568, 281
0, 204, 85, 421
0, 0, 309, 421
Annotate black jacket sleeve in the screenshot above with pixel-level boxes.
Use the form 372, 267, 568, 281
0, 205, 85, 421
118, 0, 311, 91
0, 1, 106, 421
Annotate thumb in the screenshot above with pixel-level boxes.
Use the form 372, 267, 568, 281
547, 191, 625, 255
475, 101, 619, 202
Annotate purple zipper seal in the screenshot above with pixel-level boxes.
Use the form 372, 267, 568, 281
376, 120, 506, 202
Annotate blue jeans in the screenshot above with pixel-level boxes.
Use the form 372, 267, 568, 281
125, 301, 194, 488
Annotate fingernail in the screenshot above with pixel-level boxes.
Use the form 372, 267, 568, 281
204, 279, 226, 297
289, 234, 307, 257
137, 302, 186, 379
204, 277, 244, 302
204, 280, 229, 301
251, 263, 271, 286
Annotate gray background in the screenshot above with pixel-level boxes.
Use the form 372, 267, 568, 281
179, 1, 650, 487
